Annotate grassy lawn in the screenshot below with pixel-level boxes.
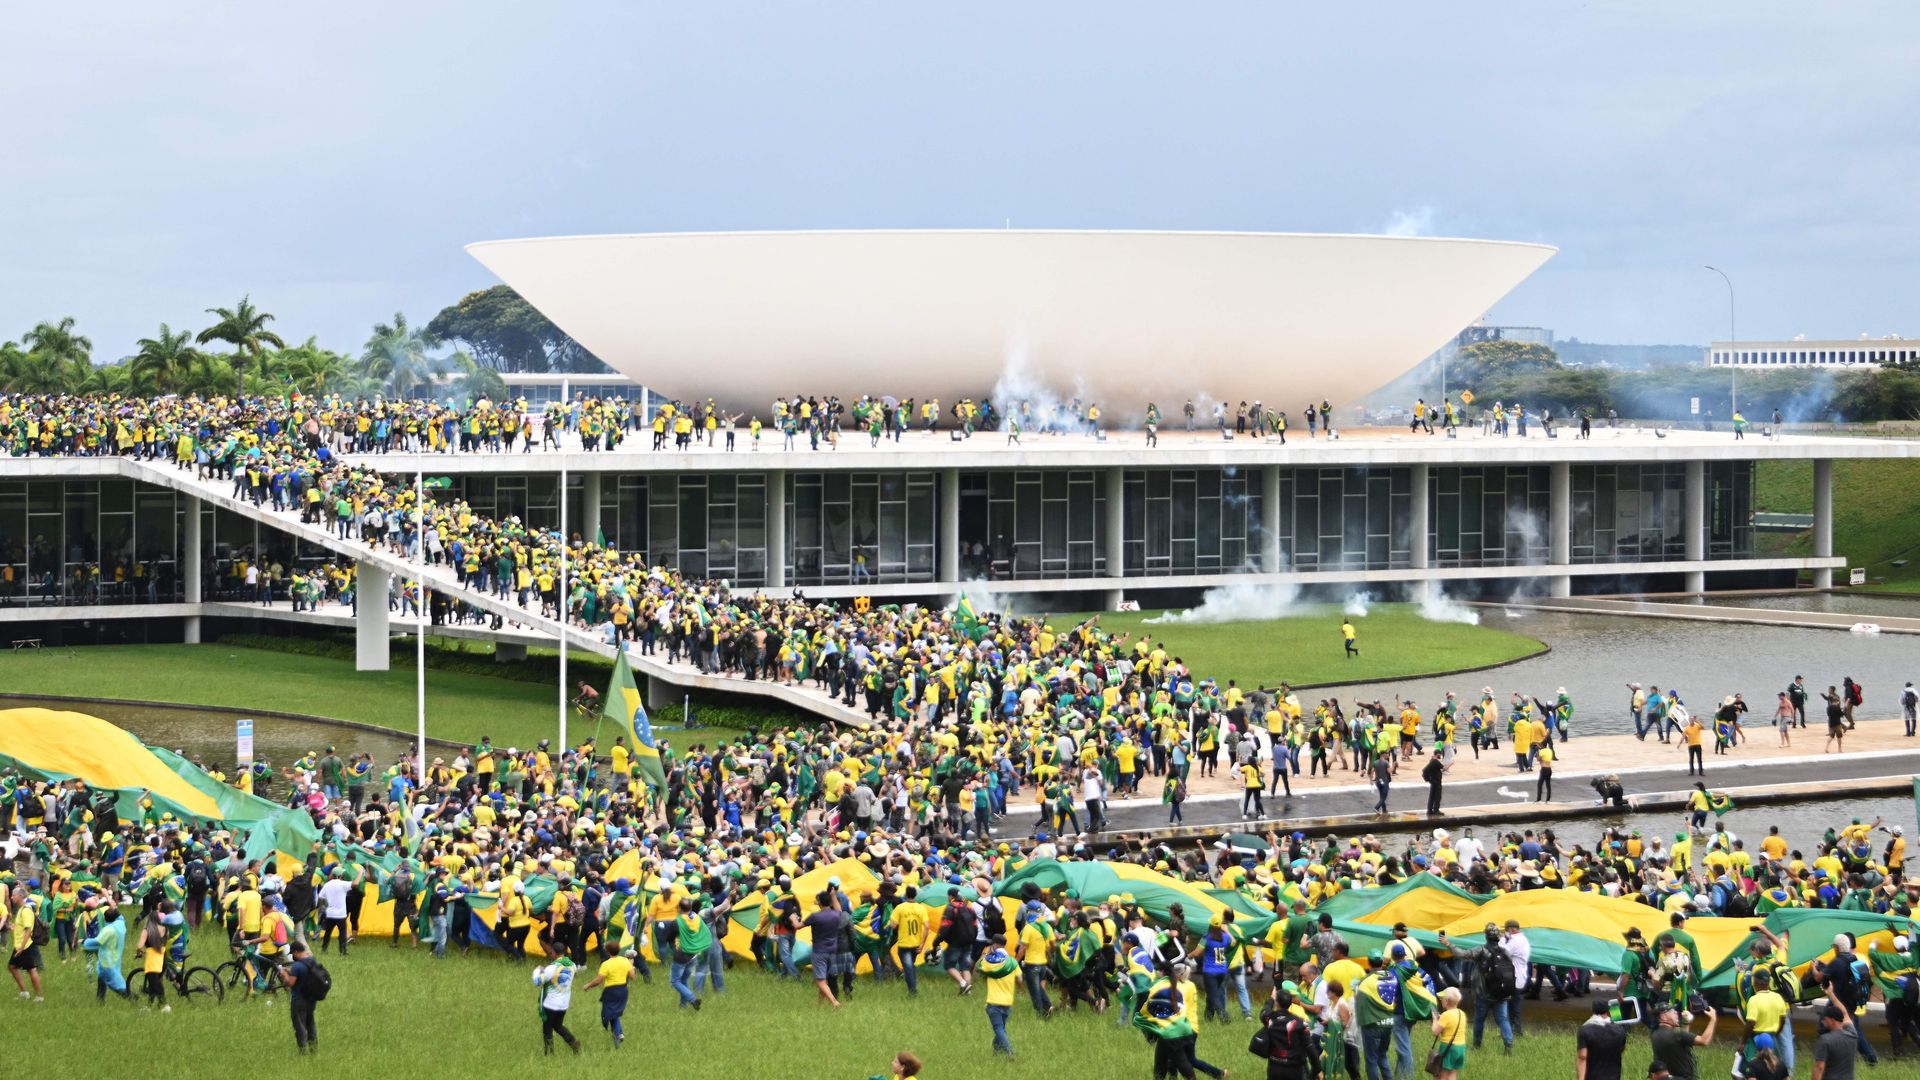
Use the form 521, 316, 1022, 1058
1066, 603, 1546, 689
1754, 458, 1920, 590
12, 941, 1746, 1080
0, 642, 758, 750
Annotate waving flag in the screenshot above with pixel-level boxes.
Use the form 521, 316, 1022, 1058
601, 647, 667, 794
954, 594, 989, 642
1706, 791, 1736, 816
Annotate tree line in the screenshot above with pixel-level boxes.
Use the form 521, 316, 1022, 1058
0, 286, 605, 400
1438, 339, 1920, 423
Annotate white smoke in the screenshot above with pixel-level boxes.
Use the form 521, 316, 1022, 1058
1145, 582, 1302, 625
1417, 588, 1481, 625
1343, 591, 1373, 617
1381, 206, 1436, 238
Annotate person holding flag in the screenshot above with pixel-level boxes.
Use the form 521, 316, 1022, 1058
599, 646, 668, 798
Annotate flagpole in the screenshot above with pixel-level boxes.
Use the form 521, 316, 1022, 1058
415, 469, 426, 777
558, 464, 568, 751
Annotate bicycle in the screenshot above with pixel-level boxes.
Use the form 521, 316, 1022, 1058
164, 953, 225, 1005
214, 947, 281, 999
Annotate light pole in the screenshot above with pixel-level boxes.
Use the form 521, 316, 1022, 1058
1704, 265, 1736, 421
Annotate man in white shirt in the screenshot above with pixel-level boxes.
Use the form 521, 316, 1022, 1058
531, 956, 582, 1054
315, 868, 354, 954
1080, 766, 1108, 834
1502, 920, 1532, 1037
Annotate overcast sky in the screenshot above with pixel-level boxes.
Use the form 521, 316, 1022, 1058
4, 2, 1915, 361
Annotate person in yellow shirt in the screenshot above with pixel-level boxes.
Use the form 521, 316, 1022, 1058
1016, 910, 1055, 1017
580, 942, 635, 1048
888, 889, 930, 995
1534, 745, 1555, 802
976, 934, 1020, 1056
137, 911, 169, 1008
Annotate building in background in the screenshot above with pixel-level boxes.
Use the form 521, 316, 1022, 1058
1707, 336, 1915, 369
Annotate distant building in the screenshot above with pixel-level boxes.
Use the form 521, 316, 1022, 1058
1456, 324, 1553, 347
1706, 337, 1915, 369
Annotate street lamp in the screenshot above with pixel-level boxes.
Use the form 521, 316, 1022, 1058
1704, 265, 1736, 422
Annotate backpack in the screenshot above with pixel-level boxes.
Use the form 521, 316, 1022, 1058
302, 958, 332, 1001
389, 869, 414, 902
1252, 1017, 1308, 1067
1903, 974, 1919, 1007
31, 910, 50, 948
1848, 684, 1863, 706
1721, 889, 1752, 920
1479, 945, 1515, 999
186, 860, 210, 890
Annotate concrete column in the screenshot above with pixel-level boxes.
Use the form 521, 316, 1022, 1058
765, 469, 786, 589
581, 471, 602, 545
1409, 464, 1431, 571
1813, 458, 1834, 589
355, 563, 391, 671
1261, 466, 1283, 572
939, 467, 960, 584
182, 495, 203, 644
1548, 461, 1571, 597
1683, 460, 1706, 594
1104, 467, 1126, 609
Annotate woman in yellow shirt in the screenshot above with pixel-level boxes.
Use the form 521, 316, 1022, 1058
137, 912, 168, 1008
1430, 987, 1466, 1078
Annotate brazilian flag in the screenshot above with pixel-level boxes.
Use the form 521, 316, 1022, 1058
601, 647, 667, 794
1706, 791, 1735, 816
954, 594, 989, 643
1055, 926, 1100, 979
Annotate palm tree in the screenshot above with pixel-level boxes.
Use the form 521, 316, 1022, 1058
446, 349, 508, 404
360, 312, 445, 398
174, 353, 235, 397
196, 296, 285, 391
22, 316, 93, 368
275, 337, 351, 395
129, 324, 202, 393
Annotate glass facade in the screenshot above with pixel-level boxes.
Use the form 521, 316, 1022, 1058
1565, 463, 1753, 563
960, 471, 1107, 579
787, 471, 936, 586
0, 479, 185, 604
1567, 463, 1684, 564
0, 459, 1765, 608
1278, 467, 1414, 571
1705, 461, 1755, 560
1123, 467, 1263, 576
1428, 466, 1552, 568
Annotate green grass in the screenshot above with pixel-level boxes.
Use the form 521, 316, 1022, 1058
1754, 458, 1920, 590
13, 942, 1755, 1080
1065, 604, 1546, 689
0, 642, 764, 750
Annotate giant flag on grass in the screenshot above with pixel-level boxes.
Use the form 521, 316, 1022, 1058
601, 646, 667, 794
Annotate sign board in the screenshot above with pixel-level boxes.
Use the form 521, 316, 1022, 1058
1115, 600, 1141, 612
235, 718, 255, 768
1850, 568, 1867, 586
1459, 389, 1475, 405
1689, 397, 1700, 416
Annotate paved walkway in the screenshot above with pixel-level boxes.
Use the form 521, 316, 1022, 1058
1513, 596, 1920, 635
1012, 716, 1920, 833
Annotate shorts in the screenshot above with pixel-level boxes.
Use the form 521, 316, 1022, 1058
1439, 1044, 1466, 1071
943, 943, 975, 971
9, 945, 43, 971
810, 954, 834, 981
